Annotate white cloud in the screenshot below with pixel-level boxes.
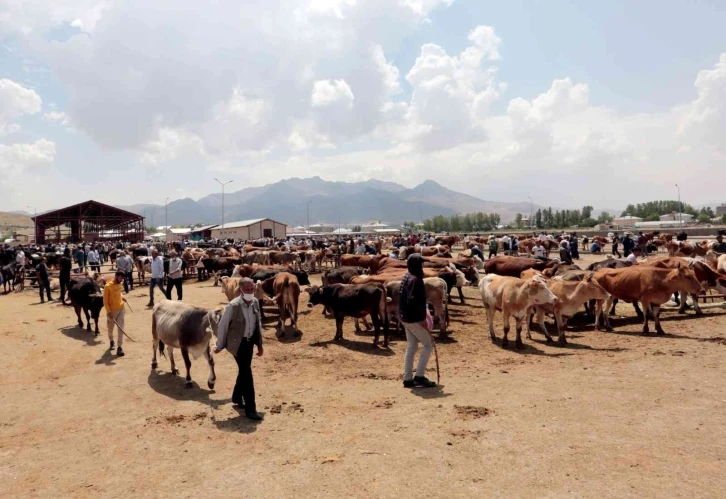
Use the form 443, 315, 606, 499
311, 79, 355, 107
0, 139, 56, 180
0, 78, 42, 133
43, 111, 70, 126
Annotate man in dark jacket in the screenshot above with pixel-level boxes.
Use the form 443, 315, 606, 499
214, 278, 264, 421
622, 233, 635, 257
35, 257, 52, 303
399, 254, 436, 388
59, 248, 72, 305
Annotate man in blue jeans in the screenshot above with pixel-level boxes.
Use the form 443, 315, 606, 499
147, 248, 165, 307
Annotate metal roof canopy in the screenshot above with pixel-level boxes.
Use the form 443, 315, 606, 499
31, 200, 145, 244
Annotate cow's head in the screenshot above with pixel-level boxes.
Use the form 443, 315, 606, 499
89, 293, 104, 319
579, 273, 610, 301
526, 276, 557, 306
305, 286, 324, 307
206, 307, 225, 337
463, 265, 480, 286
670, 267, 706, 295
293, 270, 311, 286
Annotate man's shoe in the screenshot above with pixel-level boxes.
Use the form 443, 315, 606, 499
110, 341, 115, 350
403, 379, 416, 388
246, 412, 263, 421
116, 347, 125, 357
413, 376, 436, 388
146, 302, 154, 308
40, 299, 45, 304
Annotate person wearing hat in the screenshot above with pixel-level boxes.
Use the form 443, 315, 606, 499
627, 246, 641, 265
713, 235, 726, 253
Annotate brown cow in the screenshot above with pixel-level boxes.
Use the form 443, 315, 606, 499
479, 274, 557, 349
485, 256, 557, 277
527, 274, 610, 345
259, 272, 301, 338
593, 266, 704, 334
340, 254, 383, 273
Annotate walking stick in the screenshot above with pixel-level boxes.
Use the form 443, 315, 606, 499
124, 301, 134, 313
111, 316, 137, 342
426, 329, 440, 385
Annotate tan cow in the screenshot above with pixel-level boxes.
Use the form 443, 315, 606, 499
479, 274, 557, 348
527, 274, 610, 345
593, 266, 705, 335
259, 272, 301, 338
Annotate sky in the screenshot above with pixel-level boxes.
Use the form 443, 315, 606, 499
1, 0, 725, 212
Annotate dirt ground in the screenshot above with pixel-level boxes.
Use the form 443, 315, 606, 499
2, 252, 726, 498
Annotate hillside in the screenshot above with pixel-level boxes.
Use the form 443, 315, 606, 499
118, 176, 604, 227
0, 212, 34, 229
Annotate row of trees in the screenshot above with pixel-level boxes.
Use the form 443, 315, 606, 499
513, 206, 614, 230
621, 200, 722, 224
418, 213, 502, 233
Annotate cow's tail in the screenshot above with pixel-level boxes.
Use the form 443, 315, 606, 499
379, 287, 391, 332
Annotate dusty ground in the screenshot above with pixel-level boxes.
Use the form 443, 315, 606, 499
2, 252, 726, 498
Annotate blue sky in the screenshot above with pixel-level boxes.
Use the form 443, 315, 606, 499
1, 0, 725, 213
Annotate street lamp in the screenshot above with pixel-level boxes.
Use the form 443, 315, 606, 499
528, 196, 533, 231
675, 184, 682, 230
214, 178, 233, 230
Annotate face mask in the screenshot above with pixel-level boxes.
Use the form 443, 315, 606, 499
242, 293, 254, 301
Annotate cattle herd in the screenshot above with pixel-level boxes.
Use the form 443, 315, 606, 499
2, 232, 726, 389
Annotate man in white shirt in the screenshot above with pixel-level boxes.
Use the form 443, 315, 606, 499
355, 241, 366, 255
15, 248, 25, 266
87, 246, 100, 272
532, 241, 547, 259
116, 251, 134, 292
626, 247, 641, 265
147, 248, 165, 307
165, 251, 184, 301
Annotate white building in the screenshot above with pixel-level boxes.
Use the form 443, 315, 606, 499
210, 218, 287, 240
659, 212, 694, 223
332, 228, 352, 234
612, 215, 643, 227
361, 221, 389, 232
166, 228, 192, 242
308, 223, 335, 233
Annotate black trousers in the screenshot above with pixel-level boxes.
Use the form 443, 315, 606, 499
612, 245, 622, 258
39, 278, 51, 301
488, 250, 497, 259
233, 341, 256, 414
89, 262, 100, 272
124, 271, 134, 292
59, 274, 70, 303
165, 278, 183, 300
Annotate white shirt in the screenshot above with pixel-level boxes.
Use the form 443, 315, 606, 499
627, 253, 638, 264
15, 250, 25, 264
533, 245, 546, 258
151, 256, 165, 278
87, 250, 99, 263
168, 257, 183, 278
355, 244, 366, 255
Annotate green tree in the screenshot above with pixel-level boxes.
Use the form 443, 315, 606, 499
450, 214, 462, 232
581, 205, 593, 220
514, 213, 523, 229
352, 225, 361, 232
422, 219, 433, 231
645, 214, 660, 222
597, 211, 613, 224
698, 213, 711, 224
535, 209, 543, 229
722, 214, 726, 224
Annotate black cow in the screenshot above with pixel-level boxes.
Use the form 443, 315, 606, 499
1, 263, 18, 293
68, 278, 104, 335
133, 247, 149, 258
249, 268, 311, 286
321, 266, 367, 286
586, 259, 632, 271
306, 284, 390, 347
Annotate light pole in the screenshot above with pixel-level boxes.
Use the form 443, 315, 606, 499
675, 184, 682, 230
27, 205, 37, 242
528, 196, 533, 231
214, 178, 233, 230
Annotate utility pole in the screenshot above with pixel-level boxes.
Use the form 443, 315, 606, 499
675, 184, 682, 230
214, 178, 233, 230
528, 196, 533, 230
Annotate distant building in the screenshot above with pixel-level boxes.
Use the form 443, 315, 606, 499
612, 215, 643, 227
166, 228, 192, 242
716, 204, 726, 216
659, 213, 694, 223
634, 221, 682, 229
308, 223, 335, 233
361, 221, 389, 232
189, 224, 219, 241
210, 218, 287, 240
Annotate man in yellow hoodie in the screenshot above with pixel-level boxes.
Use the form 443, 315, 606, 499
104, 271, 129, 357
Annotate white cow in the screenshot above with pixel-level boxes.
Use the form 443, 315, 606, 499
151, 301, 224, 389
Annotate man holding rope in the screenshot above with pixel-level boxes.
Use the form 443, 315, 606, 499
104, 271, 130, 356
399, 254, 437, 388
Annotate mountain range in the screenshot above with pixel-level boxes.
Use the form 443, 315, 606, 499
118, 177, 554, 228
